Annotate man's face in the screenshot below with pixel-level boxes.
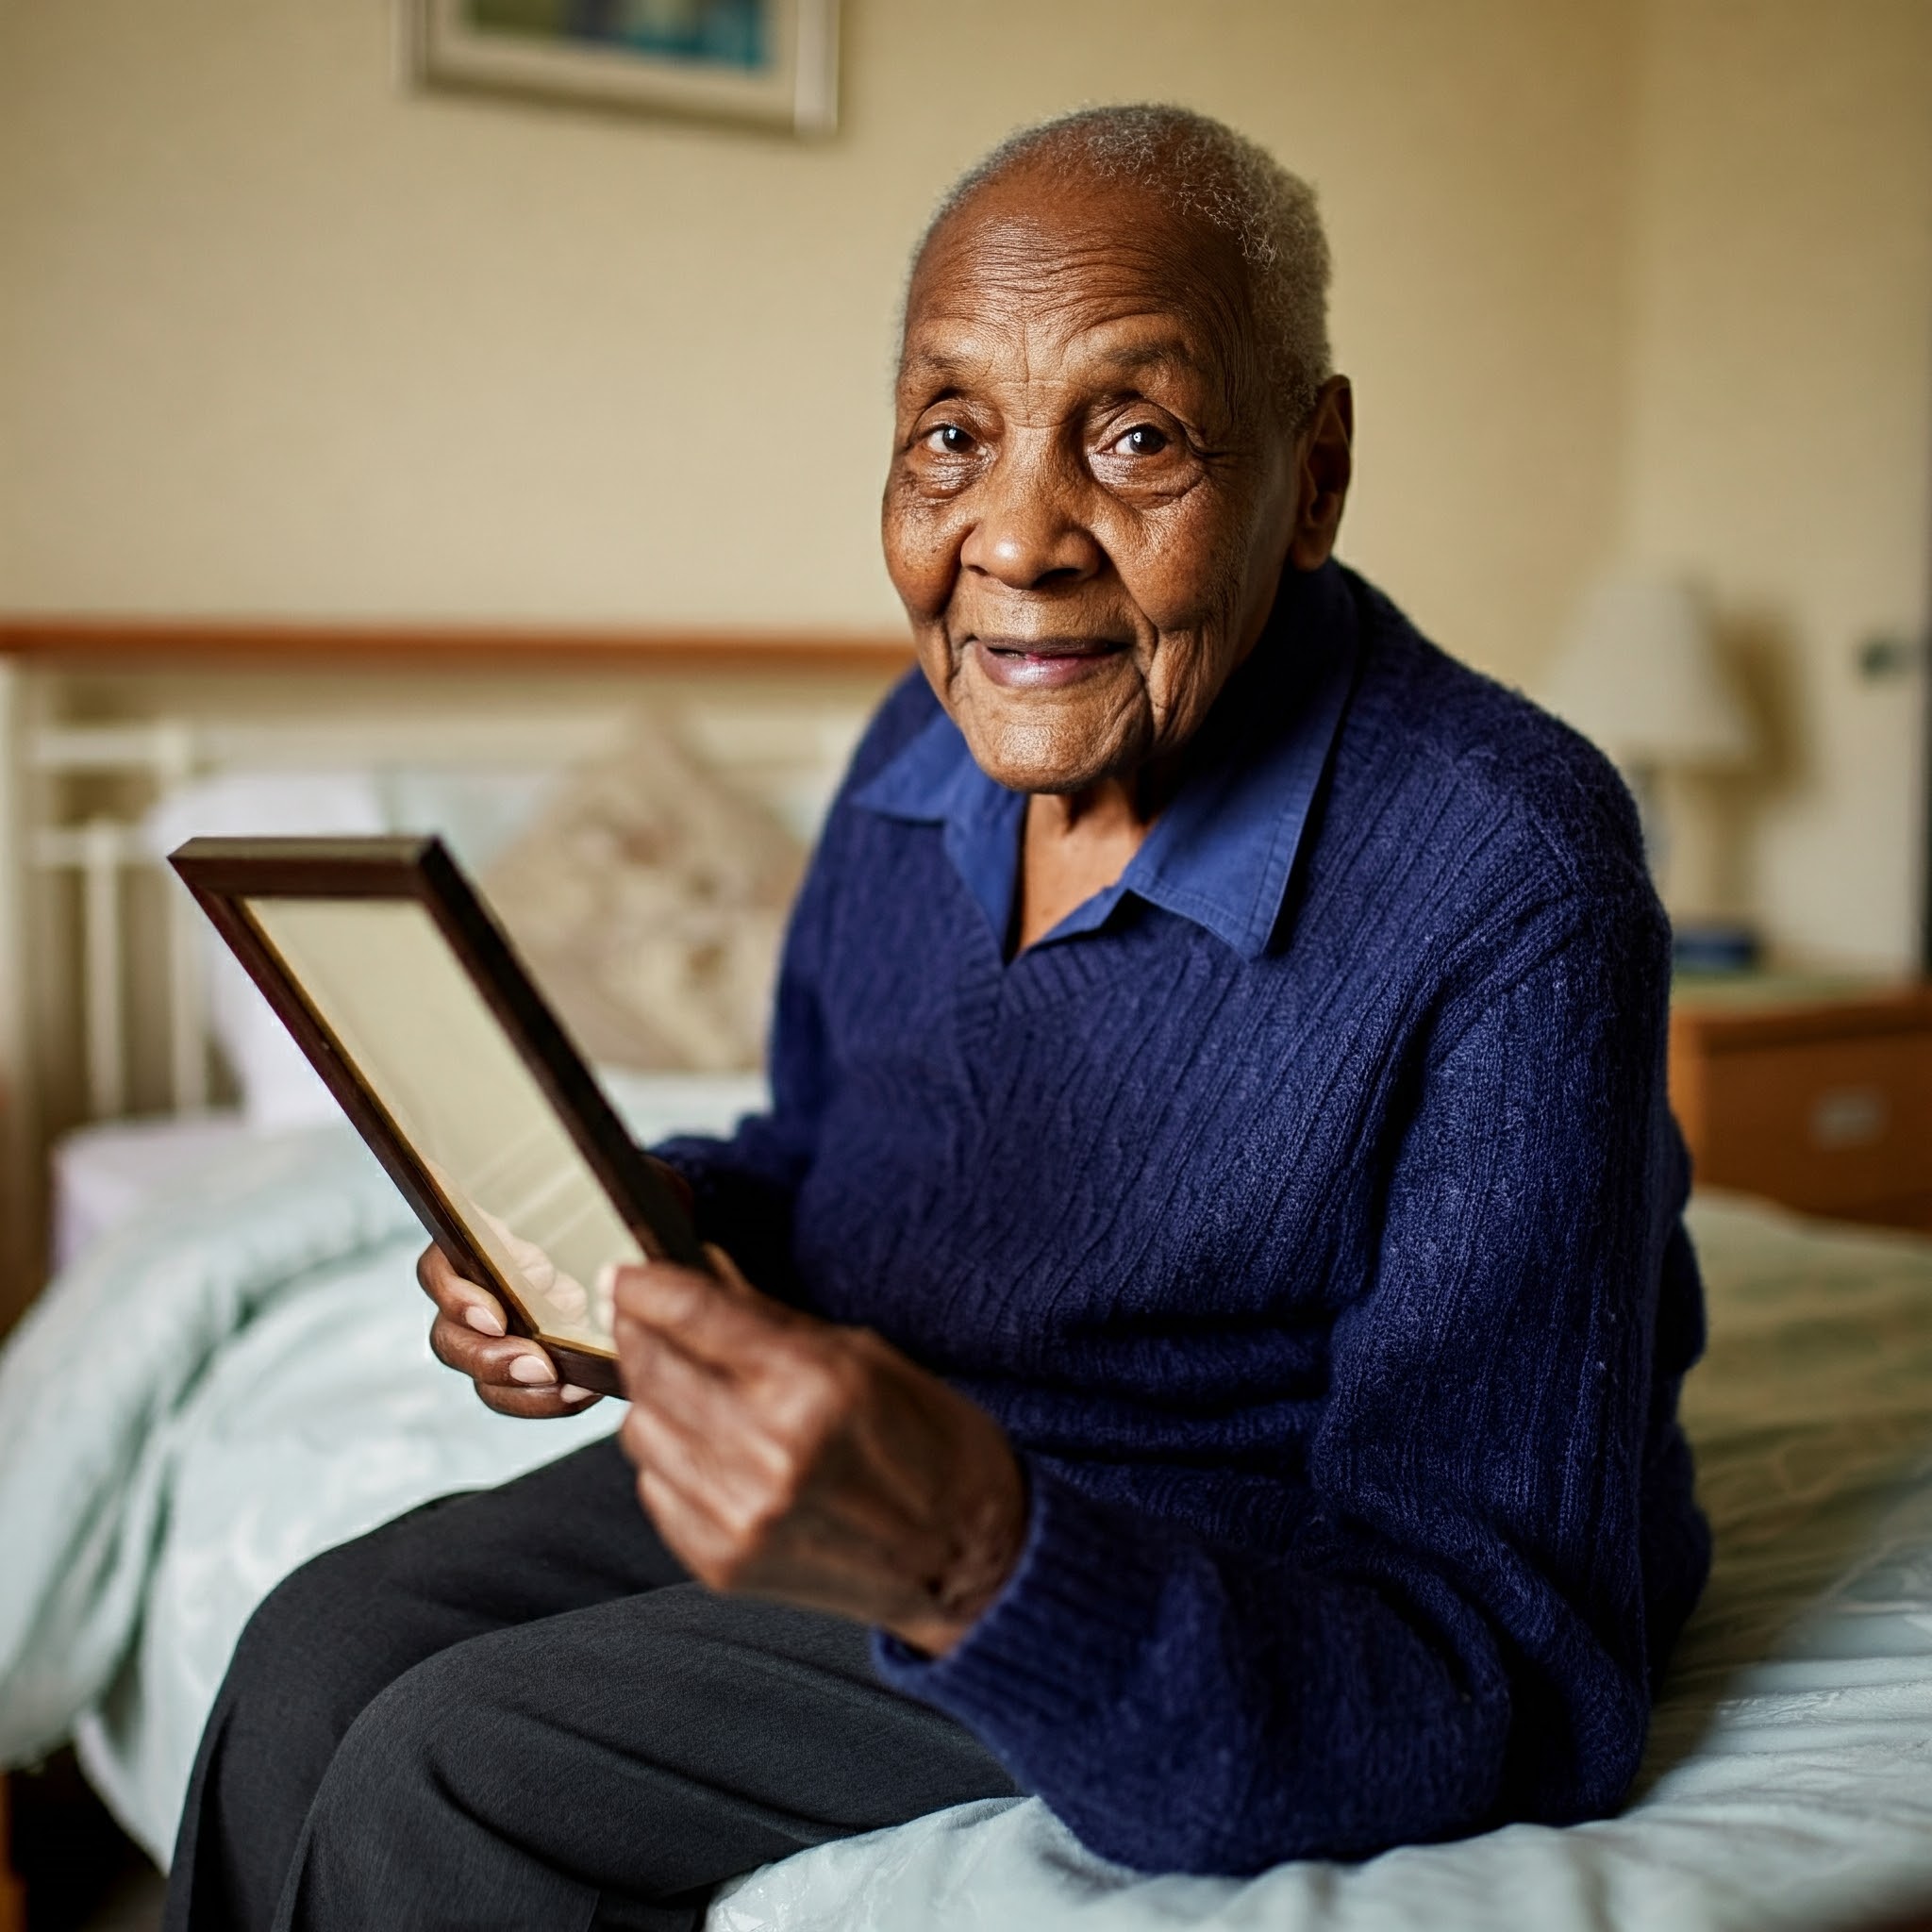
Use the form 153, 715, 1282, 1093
882, 167, 1313, 797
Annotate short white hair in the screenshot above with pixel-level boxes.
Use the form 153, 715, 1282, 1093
915, 104, 1333, 429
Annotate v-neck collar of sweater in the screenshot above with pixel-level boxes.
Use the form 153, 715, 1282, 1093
851, 560, 1359, 960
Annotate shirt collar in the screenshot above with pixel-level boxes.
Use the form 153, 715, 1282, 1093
851, 560, 1358, 959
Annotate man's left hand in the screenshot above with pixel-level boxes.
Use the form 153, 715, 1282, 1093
609, 1248, 1028, 1657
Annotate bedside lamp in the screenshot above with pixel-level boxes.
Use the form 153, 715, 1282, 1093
1538, 574, 1757, 967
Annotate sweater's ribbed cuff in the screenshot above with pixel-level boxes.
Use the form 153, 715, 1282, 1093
872, 1464, 1175, 1743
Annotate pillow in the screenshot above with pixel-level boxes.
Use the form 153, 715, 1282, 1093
480, 714, 805, 1074
376, 767, 565, 874
143, 773, 387, 1128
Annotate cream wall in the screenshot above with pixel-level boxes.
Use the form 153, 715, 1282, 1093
1618, 0, 1932, 972
0, 0, 1637, 679
2, 2, 1927, 964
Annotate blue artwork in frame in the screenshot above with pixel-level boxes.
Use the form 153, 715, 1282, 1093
471, 1, 766, 69
407, 0, 838, 134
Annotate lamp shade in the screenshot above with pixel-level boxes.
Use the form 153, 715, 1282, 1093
1538, 575, 1752, 769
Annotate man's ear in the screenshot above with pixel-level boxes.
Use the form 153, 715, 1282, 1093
1288, 377, 1354, 571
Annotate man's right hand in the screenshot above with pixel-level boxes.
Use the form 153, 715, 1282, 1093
418, 1243, 602, 1418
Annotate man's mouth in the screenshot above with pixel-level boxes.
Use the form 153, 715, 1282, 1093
967, 636, 1129, 691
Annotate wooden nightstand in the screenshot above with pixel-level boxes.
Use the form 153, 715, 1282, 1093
1669, 976, 1932, 1233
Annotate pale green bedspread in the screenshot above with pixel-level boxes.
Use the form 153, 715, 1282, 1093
2, 1141, 1929, 1931
0, 1125, 619, 1848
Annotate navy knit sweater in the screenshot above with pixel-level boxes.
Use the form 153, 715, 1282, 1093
657, 561, 1711, 1876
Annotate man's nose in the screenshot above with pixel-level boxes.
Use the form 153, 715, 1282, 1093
958, 442, 1104, 590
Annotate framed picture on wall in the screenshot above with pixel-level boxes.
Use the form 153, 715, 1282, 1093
403, 0, 839, 136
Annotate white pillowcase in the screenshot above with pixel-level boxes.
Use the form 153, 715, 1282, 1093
144, 773, 388, 1129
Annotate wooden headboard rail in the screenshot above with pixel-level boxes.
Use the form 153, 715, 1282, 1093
0, 617, 912, 674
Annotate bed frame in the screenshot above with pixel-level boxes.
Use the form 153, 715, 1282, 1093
0, 618, 906, 1341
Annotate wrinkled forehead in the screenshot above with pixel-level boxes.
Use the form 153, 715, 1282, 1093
900, 170, 1263, 408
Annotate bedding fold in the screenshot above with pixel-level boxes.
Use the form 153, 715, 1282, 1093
0, 1129, 414, 1768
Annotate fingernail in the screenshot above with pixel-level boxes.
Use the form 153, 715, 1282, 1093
463, 1303, 506, 1337
560, 1384, 596, 1405
508, 1352, 557, 1386
595, 1261, 630, 1298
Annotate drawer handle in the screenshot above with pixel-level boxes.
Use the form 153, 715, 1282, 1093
1809, 1085, 1889, 1150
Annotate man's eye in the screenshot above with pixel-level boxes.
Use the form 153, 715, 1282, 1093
924, 424, 975, 455
1111, 425, 1171, 457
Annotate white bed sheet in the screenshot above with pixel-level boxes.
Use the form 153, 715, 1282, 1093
51, 1111, 260, 1274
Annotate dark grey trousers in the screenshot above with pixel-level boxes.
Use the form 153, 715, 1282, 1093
161, 1435, 1019, 1932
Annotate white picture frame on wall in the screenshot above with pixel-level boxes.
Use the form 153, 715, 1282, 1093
404, 0, 839, 136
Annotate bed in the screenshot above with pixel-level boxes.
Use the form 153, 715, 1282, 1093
1, 629, 1930, 1932
5, 1136, 1931, 1932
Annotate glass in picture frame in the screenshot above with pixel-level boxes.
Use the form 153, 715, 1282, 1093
169, 834, 708, 1395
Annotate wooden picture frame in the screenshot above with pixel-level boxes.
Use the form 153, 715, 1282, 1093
169, 834, 708, 1395
402, 0, 840, 136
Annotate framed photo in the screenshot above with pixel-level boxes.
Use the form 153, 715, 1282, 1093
403, 0, 839, 135
170, 834, 711, 1396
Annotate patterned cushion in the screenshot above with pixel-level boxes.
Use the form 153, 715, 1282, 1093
482, 714, 803, 1073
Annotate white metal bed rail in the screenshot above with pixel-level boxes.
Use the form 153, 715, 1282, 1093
26, 716, 204, 1119
18, 700, 863, 1131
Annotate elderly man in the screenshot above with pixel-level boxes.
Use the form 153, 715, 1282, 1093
164, 105, 1708, 1931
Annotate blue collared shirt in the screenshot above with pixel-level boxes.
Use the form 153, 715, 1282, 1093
849, 560, 1359, 959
